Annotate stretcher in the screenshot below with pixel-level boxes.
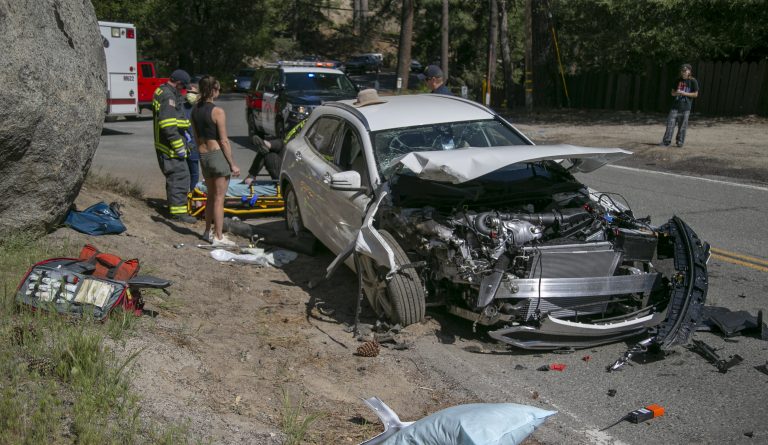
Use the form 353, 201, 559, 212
187, 180, 284, 217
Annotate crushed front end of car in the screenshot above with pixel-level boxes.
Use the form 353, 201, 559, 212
374, 146, 709, 352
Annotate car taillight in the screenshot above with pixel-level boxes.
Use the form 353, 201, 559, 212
126, 28, 135, 39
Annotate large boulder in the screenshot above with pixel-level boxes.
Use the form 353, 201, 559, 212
0, 0, 105, 236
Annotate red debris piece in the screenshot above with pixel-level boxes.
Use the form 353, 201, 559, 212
582, 355, 591, 362
549, 363, 567, 371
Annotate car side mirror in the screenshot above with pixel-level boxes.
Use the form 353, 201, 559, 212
329, 171, 366, 192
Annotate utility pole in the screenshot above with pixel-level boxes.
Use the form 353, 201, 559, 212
524, 0, 533, 112
441, 0, 449, 82
486, 0, 498, 107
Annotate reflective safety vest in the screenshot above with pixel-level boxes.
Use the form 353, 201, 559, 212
283, 118, 307, 144
152, 84, 187, 158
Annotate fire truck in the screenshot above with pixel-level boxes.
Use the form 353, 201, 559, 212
98, 21, 138, 119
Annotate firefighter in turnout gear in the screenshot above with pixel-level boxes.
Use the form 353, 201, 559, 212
153, 69, 197, 223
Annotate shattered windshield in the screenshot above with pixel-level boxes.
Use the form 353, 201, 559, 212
284, 72, 356, 95
372, 119, 530, 178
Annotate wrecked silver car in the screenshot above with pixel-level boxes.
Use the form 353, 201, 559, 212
280, 94, 709, 354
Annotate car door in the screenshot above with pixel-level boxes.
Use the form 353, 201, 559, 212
262, 69, 280, 137
246, 70, 265, 131
322, 122, 372, 254
257, 70, 276, 134
290, 115, 344, 250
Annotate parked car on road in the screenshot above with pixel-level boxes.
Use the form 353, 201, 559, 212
279, 94, 709, 354
410, 59, 423, 72
233, 68, 256, 92
345, 54, 382, 75
245, 62, 358, 138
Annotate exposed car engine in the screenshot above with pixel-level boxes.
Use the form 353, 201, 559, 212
378, 167, 709, 350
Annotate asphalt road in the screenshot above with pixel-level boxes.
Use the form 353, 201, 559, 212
94, 93, 768, 444
416, 167, 768, 445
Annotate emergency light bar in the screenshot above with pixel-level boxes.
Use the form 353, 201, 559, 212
276, 60, 336, 68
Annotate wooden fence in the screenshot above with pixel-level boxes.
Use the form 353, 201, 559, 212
563, 60, 768, 116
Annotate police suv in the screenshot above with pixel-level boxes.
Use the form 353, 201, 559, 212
245, 61, 358, 139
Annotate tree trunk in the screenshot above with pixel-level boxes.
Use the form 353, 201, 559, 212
486, 0, 498, 106
499, 0, 514, 109
360, 0, 368, 36
396, 0, 414, 91
524, 0, 533, 112
441, 0, 449, 82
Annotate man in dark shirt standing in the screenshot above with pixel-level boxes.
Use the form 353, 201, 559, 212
419, 65, 453, 95
661, 63, 699, 148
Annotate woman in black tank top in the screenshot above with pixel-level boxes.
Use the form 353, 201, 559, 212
191, 76, 240, 246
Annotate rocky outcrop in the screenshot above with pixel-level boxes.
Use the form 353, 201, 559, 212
0, 0, 106, 236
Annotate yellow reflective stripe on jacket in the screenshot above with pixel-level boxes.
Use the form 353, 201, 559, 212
158, 118, 178, 129
177, 118, 190, 129
154, 143, 174, 156
170, 139, 184, 149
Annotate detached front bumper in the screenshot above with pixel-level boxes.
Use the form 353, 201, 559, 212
488, 216, 710, 350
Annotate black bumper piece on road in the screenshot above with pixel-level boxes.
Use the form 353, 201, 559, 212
608, 216, 710, 371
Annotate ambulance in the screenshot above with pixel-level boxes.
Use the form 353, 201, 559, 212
98, 21, 138, 119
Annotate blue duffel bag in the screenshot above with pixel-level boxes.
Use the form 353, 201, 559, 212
64, 202, 126, 236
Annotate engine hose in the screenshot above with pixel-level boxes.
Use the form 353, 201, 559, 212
473, 208, 590, 236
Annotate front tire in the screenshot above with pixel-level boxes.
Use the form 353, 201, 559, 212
284, 183, 316, 250
359, 230, 425, 326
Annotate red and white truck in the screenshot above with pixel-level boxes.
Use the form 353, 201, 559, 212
99, 21, 138, 119
137, 61, 169, 113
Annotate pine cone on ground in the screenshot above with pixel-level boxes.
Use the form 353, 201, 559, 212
356, 341, 380, 357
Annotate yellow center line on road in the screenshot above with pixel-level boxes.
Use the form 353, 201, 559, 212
709, 247, 768, 273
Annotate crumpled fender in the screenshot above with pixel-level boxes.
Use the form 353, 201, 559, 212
325, 186, 396, 280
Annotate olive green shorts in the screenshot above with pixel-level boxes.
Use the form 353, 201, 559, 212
200, 149, 231, 178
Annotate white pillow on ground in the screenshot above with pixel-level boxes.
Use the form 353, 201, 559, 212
379, 403, 556, 445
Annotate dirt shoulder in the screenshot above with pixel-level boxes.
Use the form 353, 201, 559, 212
505, 109, 768, 185
52, 184, 486, 444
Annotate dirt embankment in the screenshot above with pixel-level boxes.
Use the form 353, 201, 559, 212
54, 184, 484, 444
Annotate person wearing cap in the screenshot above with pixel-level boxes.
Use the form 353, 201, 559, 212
660, 63, 699, 148
152, 69, 196, 222
419, 65, 453, 95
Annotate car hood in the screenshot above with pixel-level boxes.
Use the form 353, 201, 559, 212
394, 144, 632, 184
285, 92, 356, 105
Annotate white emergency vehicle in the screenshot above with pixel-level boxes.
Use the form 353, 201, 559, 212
98, 21, 138, 119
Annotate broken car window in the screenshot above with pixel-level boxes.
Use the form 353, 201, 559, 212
372, 119, 529, 178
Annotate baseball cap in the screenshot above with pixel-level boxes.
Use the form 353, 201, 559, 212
170, 69, 191, 87
418, 64, 443, 81
680, 63, 692, 71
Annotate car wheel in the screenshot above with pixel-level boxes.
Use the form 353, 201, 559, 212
284, 183, 316, 246
358, 230, 426, 326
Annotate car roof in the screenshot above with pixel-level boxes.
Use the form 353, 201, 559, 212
334, 95, 496, 132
